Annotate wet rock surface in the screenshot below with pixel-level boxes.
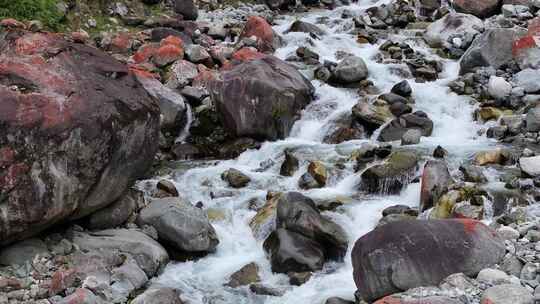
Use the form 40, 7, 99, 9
3, 0, 540, 303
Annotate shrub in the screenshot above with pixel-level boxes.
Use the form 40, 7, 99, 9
0, 0, 64, 29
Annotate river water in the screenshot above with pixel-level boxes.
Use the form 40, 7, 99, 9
151, 1, 497, 303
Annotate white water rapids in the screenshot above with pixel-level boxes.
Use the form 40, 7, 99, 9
150, 1, 498, 303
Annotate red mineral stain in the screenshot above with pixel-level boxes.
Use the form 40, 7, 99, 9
232, 47, 266, 62
513, 36, 537, 56
160, 35, 184, 48
132, 44, 159, 64
155, 44, 184, 62
458, 218, 480, 233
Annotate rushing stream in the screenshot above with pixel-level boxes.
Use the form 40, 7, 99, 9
149, 1, 498, 303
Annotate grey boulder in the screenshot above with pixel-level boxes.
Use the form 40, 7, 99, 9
276, 192, 348, 260
481, 284, 534, 304
72, 229, 169, 277
333, 55, 369, 84
460, 29, 523, 74
137, 198, 219, 254
514, 69, 540, 93
424, 13, 484, 49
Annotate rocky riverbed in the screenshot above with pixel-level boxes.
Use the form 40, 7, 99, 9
1, 0, 540, 303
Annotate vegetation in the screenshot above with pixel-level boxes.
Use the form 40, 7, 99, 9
0, 0, 64, 29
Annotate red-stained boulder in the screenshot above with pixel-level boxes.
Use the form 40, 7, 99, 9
153, 44, 184, 67
208, 56, 314, 140
239, 16, 283, 53
0, 29, 160, 245
513, 17, 540, 69
452, 0, 500, 18
352, 219, 505, 302
133, 43, 160, 64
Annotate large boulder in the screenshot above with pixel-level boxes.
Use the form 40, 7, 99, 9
136, 198, 219, 254
420, 160, 453, 212
460, 29, 522, 74
360, 151, 418, 194
352, 219, 505, 302
424, 13, 484, 49
209, 56, 314, 140
276, 192, 348, 261
453, 0, 500, 18
0, 30, 159, 245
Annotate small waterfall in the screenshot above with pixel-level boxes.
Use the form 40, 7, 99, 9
175, 103, 193, 144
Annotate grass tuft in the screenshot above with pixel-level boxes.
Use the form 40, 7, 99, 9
0, 0, 64, 30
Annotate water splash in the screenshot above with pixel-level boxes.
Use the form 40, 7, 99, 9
152, 2, 496, 303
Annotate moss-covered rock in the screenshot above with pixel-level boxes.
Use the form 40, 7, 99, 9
360, 151, 418, 194
249, 193, 282, 240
